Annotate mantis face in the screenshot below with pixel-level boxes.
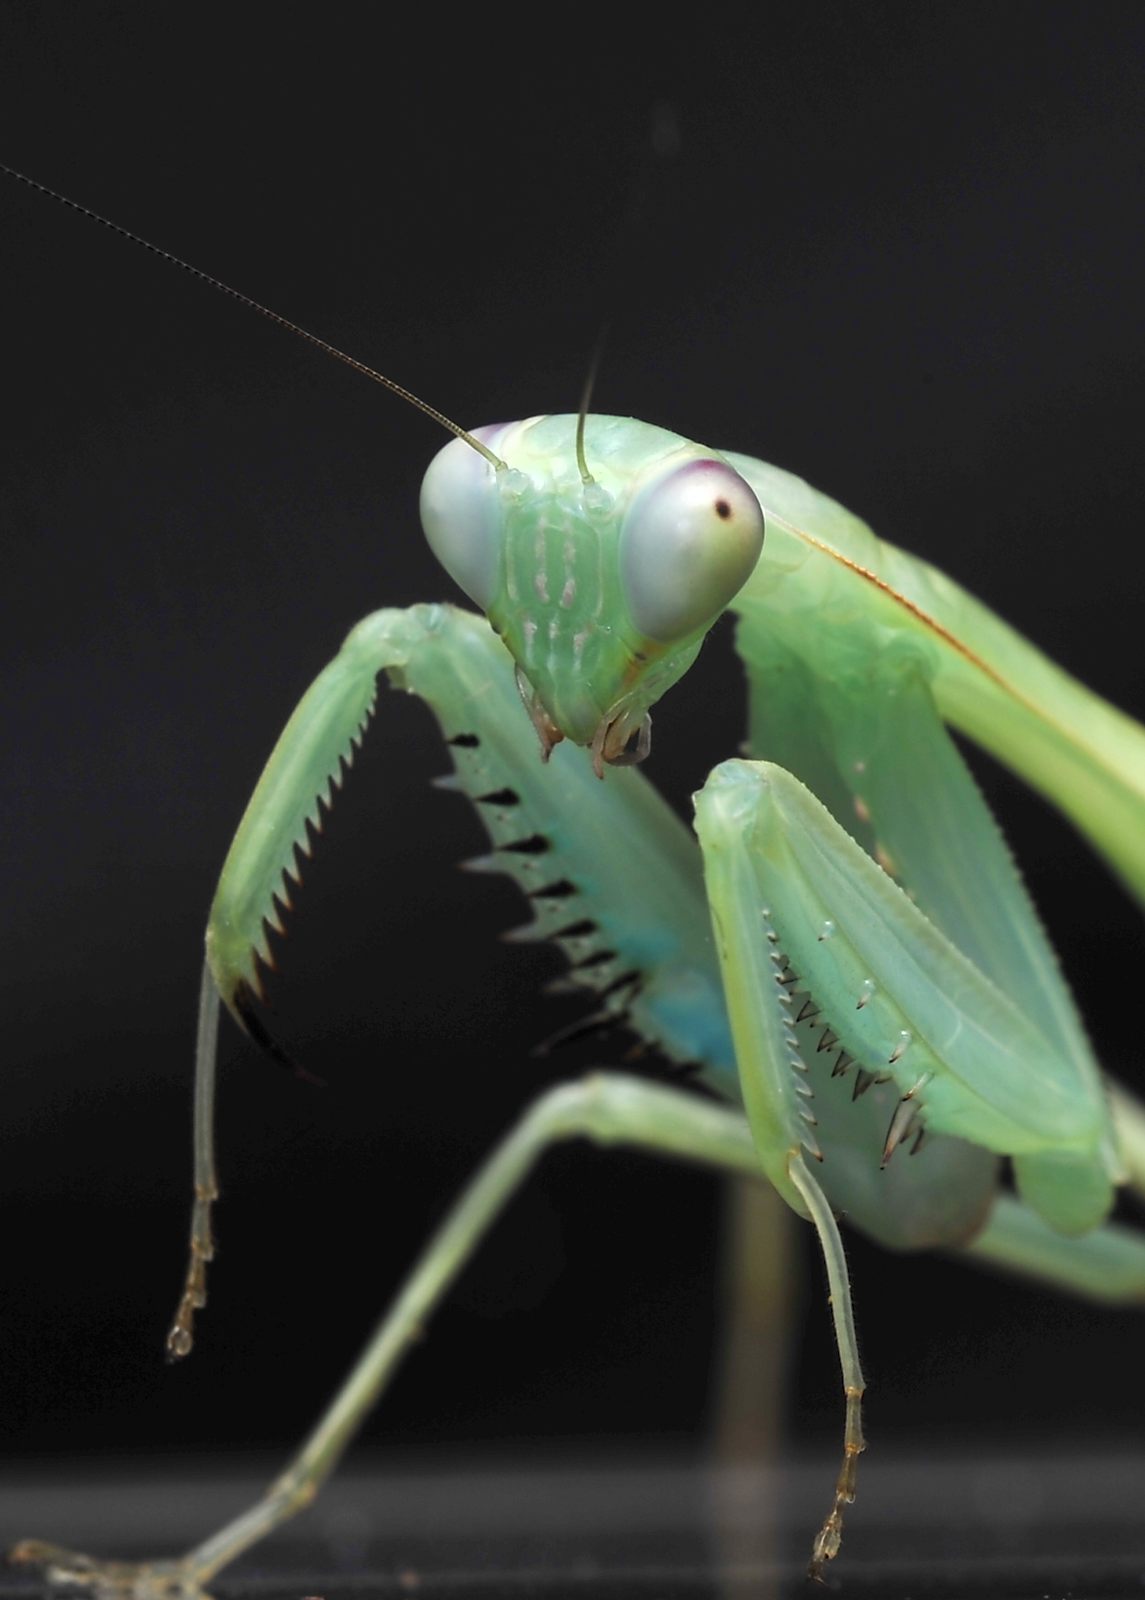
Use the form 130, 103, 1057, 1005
420, 414, 765, 774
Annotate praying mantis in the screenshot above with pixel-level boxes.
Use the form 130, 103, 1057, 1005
6, 155, 1145, 1594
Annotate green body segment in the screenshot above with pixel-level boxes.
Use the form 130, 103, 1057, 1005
204, 601, 1027, 1253
729, 452, 1145, 905
694, 760, 1114, 1235
744, 760, 1095, 1153
138, 414, 1145, 1588
691, 763, 817, 1214
492, 417, 704, 745
212, 416, 1134, 1246
726, 451, 1129, 1231
423, 416, 762, 765
964, 1192, 1145, 1304
7, 149, 1145, 1588
207, 603, 735, 1085
205, 635, 382, 998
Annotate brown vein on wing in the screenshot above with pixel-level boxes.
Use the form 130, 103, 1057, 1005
764, 508, 1131, 791
767, 511, 1015, 693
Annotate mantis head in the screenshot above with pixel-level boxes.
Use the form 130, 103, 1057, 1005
420, 414, 765, 775
0, 170, 765, 780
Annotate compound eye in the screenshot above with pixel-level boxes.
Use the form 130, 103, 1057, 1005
620, 459, 765, 642
419, 434, 502, 611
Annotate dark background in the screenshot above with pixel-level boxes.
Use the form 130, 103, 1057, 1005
2, 0, 1144, 1524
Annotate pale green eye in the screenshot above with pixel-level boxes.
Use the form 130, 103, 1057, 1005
419, 431, 505, 611
620, 459, 765, 642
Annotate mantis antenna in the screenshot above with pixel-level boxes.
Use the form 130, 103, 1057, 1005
574, 325, 608, 485
0, 162, 507, 470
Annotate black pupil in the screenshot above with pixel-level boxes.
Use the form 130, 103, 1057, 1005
715, 499, 732, 520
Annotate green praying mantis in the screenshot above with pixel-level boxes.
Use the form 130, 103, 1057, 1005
7, 163, 1145, 1592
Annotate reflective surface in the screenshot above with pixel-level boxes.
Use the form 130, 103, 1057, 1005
3, 1449, 1144, 1600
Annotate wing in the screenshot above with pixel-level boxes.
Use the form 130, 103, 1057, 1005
727, 452, 1145, 906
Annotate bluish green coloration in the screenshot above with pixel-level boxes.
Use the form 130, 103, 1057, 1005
20, 404, 1145, 1597
423, 417, 764, 766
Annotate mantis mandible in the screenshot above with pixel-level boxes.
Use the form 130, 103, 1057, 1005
7, 164, 1145, 1591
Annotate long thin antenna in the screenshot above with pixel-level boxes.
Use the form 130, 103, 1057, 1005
574, 323, 608, 484
1, 162, 505, 470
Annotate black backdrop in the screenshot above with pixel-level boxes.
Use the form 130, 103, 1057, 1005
2, 0, 1144, 1500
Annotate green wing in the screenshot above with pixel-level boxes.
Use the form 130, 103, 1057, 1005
728, 452, 1145, 906
724, 455, 1125, 1232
